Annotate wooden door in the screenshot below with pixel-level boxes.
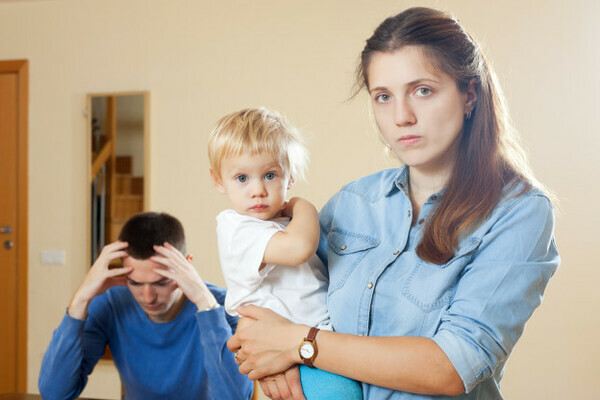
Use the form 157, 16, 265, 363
0, 60, 28, 393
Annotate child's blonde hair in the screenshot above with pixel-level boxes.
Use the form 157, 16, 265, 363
208, 107, 309, 182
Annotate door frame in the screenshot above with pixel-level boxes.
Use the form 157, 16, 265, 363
0, 59, 28, 392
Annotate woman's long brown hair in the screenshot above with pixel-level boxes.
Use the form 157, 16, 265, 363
357, 7, 539, 264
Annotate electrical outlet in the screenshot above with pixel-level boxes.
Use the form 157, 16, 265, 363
41, 250, 66, 265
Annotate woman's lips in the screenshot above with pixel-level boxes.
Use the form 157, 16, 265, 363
398, 135, 421, 145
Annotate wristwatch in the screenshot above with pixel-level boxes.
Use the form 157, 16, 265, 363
298, 327, 320, 368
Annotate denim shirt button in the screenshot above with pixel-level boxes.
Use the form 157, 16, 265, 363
340, 245, 347, 250
418, 219, 424, 225
407, 210, 412, 217
367, 282, 373, 289
393, 250, 399, 255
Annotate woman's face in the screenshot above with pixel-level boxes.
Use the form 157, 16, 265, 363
367, 46, 474, 176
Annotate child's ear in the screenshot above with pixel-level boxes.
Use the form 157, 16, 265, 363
210, 169, 226, 194
287, 177, 295, 190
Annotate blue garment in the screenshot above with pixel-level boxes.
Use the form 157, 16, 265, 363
317, 167, 560, 399
300, 365, 363, 399
38, 284, 253, 400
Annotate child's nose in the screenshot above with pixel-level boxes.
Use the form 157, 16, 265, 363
250, 180, 267, 197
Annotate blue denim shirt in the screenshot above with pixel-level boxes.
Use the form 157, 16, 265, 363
317, 166, 560, 399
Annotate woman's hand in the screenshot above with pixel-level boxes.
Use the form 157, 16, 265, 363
151, 242, 219, 310
259, 367, 306, 400
227, 305, 307, 380
68, 241, 132, 319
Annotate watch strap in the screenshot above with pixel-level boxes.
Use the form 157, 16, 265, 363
300, 327, 320, 368
306, 326, 319, 343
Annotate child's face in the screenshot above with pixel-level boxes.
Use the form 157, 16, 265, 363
213, 151, 290, 220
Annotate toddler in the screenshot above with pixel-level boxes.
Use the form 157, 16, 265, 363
208, 107, 362, 399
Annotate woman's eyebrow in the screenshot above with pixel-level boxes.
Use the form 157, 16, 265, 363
369, 78, 441, 94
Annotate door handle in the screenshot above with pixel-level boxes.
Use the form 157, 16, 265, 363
0, 225, 12, 234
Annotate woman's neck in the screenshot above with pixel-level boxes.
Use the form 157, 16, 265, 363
408, 166, 451, 221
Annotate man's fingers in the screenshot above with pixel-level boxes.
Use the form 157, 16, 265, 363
153, 266, 176, 278
285, 367, 306, 400
259, 380, 272, 398
227, 335, 241, 353
264, 380, 280, 400
106, 265, 133, 277
106, 240, 128, 250
275, 375, 293, 400
153, 243, 186, 262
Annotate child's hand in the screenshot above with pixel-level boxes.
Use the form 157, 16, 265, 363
281, 197, 300, 219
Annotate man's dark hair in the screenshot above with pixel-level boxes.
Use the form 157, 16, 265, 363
118, 212, 186, 259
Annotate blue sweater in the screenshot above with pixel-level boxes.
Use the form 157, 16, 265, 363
38, 284, 253, 399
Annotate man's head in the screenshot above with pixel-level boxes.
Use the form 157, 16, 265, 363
118, 212, 187, 322
118, 212, 186, 258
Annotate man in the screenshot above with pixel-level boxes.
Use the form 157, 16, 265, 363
39, 212, 253, 399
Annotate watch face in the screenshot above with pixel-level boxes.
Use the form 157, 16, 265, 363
300, 342, 315, 359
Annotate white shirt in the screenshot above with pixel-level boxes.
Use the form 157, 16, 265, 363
216, 209, 330, 328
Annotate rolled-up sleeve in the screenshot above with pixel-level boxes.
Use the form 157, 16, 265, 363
432, 193, 560, 392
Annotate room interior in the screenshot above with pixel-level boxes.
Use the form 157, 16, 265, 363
0, 0, 598, 398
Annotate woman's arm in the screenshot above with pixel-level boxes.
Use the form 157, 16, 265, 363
229, 306, 464, 396
263, 197, 319, 266
231, 192, 559, 396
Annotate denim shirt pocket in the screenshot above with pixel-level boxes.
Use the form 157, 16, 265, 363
403, 237, 482, 312
327, 229, 380, 295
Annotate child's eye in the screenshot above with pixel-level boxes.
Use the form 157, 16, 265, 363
235, 175, 248, 183
264, 172, 276, 180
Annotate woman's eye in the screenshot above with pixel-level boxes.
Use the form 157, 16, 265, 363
235, 175, 248, 183
416, 87, 432, 96
264, 172, 276, 180
375, 93, 391, 103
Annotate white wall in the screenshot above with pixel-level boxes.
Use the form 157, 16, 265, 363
0, 0, 597, 398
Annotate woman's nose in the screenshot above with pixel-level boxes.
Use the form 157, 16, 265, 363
394, 97, 416, 126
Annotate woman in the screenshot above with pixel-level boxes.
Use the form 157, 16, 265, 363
229, 7, 560, 399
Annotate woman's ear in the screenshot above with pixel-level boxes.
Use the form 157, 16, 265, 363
465, 78, 478, 114
210, 168, 226, 194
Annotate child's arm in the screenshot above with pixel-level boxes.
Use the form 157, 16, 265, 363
262, 197, 319, 266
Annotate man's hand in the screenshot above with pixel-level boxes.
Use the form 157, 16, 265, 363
68, 241, 132, 320
259, 367, 306, 400
151, 242, 219, 311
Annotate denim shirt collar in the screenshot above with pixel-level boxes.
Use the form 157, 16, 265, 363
390, 165, 446, 204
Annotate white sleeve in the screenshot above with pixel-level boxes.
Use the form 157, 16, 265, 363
216, 211, 284, 315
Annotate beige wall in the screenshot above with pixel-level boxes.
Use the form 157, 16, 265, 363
0, 0, 598, 398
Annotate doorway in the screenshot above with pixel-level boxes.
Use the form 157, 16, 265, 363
0, 60, 28, 392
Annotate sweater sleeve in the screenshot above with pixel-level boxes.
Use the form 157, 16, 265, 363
197, 284, 254, 399
38, 310, 108, 400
